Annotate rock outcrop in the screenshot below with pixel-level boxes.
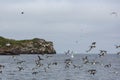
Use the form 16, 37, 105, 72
0, 36, 56, 55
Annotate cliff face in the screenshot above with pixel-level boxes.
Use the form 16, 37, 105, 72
0, 36, 56, 55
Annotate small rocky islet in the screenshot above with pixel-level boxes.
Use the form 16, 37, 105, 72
0, 36, 56, 55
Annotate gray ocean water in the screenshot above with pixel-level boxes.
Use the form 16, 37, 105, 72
0, 54, 120, 80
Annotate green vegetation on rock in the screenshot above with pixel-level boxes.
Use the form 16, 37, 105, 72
0, 36, 56, 55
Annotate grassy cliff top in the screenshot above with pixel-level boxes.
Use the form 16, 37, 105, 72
0, 36, 56, 54
0, 36, 48, 48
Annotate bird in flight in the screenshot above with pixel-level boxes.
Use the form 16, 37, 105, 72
98, 50, 107, 57
110, 12, 118, 16
21, 12, 24, 14
115, 45, 120, 48
86, 42, 96, 52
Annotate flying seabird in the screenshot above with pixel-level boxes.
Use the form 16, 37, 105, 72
17, 66, 24, 71
82, 56, 89, 64
117, 52, 120, 55
86, 42, 96, 52
115, 45, 120, 48
64, 59, 73, 69
65, 50, 70, 55
37, 55, 44, 61
21, 12, 24, 14
110, 12, 118, 16
98, 50, 107, 57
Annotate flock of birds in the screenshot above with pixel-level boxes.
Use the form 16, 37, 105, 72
65, 42, 120, 75
0, 8, 119, 79
0, 42, 120, 77
0, 40, 120, 80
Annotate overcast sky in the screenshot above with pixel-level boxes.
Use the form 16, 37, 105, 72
0, 0, 120, 53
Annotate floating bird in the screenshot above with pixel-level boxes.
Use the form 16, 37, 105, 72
17, 60, 25, 64
32, 71, 39, 75
88, 69, 97, 75
35, 60, 43, 67
45, 55, 53, 58
104, 64, 111, 68
82, 56, 88, 61
64, 59, 73, 69
65, 59, 72, 64
86, 42, 96, 52
90, 60, 100, 65
17, 66, 24, 71
73, 64, 78, 69
73, 64, 83, 69
82, 56, 89, 64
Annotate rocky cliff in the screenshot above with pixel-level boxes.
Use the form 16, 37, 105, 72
0, 36, 56, 55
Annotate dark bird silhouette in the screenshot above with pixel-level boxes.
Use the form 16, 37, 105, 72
88, 69, 97, 75
52, 62, 58, 65
86, 42, 96, 52
117, 52, 120, 55
21, 12, 24, 14
0, 71, 2, 74
104, 64, 111, 68
35, 60, 43, 67
73, 64, 83, 69
32, 71, 39, 75
64, 59, 73, 69
111, 12, 118, 16
37, 55, 44, 61
0, 64, 5, 69
92, 42, 96, 45
115, 45, 120, 48
82, 56, 89, 64
17, 60, 25, 64
65, 50, 70, 55
82, 56, 88, 61
98, 50, 107, 57
17, 66, 24, 71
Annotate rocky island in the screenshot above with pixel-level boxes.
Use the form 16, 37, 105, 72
0, 36, 56, 55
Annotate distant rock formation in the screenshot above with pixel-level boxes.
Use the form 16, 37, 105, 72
0, 36, 56, 55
